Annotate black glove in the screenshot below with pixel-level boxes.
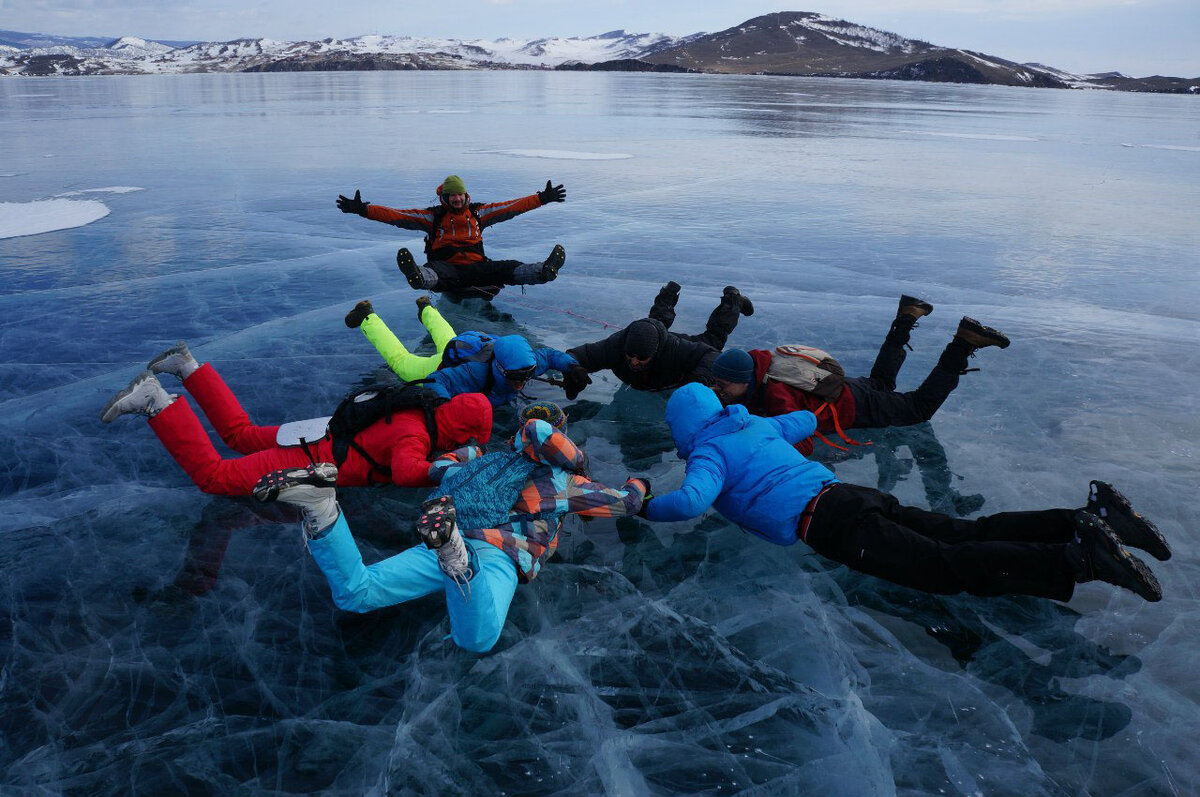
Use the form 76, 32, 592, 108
336, 189, 368, 216
637, 494, 653, 519
537, 180, 566, 204
562, 365, 592, 400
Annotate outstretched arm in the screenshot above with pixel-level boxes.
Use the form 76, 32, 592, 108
769, 410, 819, 447
644, 453, 725, 522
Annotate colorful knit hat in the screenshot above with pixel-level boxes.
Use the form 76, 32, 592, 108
519, 401, 567, 432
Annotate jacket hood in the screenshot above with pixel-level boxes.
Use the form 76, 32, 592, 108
492, 335, 536, 380
666, 382, 752, 457
512, 418, 588, 474
433, 392, 493, 448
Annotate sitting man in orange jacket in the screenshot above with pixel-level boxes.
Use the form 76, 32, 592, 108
710, 296, 1009, 454
336, 175, 566, 298
99, 342, 492, 495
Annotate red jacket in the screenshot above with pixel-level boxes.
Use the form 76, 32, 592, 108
745, 349, 857, 456
337, 392, 493, 487
365, 194, 545, 265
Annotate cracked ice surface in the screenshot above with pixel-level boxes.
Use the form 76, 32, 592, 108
0, 72, 1197, 796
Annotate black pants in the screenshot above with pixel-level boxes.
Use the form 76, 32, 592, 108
426, 258, 544, 293
803, 483, 1076, 600
846, 322, 974, 429
649, 289, 742, 350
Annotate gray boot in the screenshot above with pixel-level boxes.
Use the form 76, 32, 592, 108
253, 463, 340, 540
100, 371, 176, 423
148, 341, 200, 380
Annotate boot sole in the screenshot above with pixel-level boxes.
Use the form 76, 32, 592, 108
396, 248, 424, 289
1080, 513, 1162, 602
253, 464, 338, 503
1089, 481, 1171, 561
100, 370, 156, 423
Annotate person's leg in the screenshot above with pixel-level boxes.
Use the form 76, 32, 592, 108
442, 540, 519, 653
676, 287, 753, 349
396, 247, 441, 291
866, 296, 933, 388
507, 244, 566, 286
147, 396, 312, 495
418, 298, 458, 353
647, 281, 682, 329
307, 513, 445, 612
356, 309, 442, 382
181, 363, 280, 453
802, 483, 1077, 600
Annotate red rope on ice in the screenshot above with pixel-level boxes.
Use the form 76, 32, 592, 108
503, 293, 619, 330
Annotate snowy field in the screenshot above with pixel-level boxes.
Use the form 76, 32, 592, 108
1, 71, 1198, 795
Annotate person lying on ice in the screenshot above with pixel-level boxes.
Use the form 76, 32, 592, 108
428, 333, 591, 405
252, 402, 648, 653
343, 295, 457, 382
563, 281, 755, 396
709, 295, 1010, 454
336, 174, 567, 297
99, 342, 492, 494
638, 382, 1169, 604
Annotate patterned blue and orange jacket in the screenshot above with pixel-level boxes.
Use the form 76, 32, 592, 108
430, 419, 645, 582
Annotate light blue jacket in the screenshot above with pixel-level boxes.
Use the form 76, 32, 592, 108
429, 334, 577, 406
645, 382, 840, 546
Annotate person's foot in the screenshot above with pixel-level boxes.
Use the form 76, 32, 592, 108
655, 280, 682, 307
1088, 481, 1171, 561
415, 295, 433, 320
100, 371, 174, 423
955, 317, 1010, 349
722, 286, 754, 317
898, 295, 934, 319
416, 496, 473, 583
540, 244, 566, 282
252, 463, 340, 539
147, 341, 199, 380
396, 248, 425, 289
344, 300, 373, 329
1068, 510, 1162, 602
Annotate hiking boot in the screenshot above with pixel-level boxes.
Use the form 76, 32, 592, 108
344, 300, 373, 329
253, 463, 340, 539
415, 295, 433, 320
722, 286, 754, 317
100, 371, 175, 423
396, 248, 425, 289
955, 317, 1010, 350
1067, 510, 1162, 602
898, 295, 934, 319
1088, 481, 1171, 561
655, 280, 682, 308
416, 496, 473, 583
540, 244, 566, 282
147, 341, 199, 380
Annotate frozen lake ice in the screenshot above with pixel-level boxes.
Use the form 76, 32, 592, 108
1, 71, 1198, 795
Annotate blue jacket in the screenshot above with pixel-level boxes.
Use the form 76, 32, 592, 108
645, 382, 840, 546
429, 335, 577, 406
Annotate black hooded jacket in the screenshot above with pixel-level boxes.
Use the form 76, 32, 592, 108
566, 318, 719, 392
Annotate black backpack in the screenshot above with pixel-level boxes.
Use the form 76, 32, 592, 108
326, 380, 447, 481
424, 204, 485, 261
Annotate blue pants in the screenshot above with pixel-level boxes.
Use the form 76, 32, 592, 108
307, 514, 518, 653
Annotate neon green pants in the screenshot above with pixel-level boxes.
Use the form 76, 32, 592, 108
360, 304, 457, 381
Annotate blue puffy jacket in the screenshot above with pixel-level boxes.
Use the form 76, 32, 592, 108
645, 382, 840, 546
429, 334, 578, 407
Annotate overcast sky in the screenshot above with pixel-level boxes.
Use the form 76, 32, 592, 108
5, 0, 1198, 77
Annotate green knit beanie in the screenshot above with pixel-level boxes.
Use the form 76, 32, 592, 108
440, 175, 467, 195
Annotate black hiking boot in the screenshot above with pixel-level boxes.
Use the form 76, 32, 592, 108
898, 295, 934, 319
1067, 511, 1162, 602
540, 244, 566, 281
396, 248, 425, 289
655, 280, 682, 308
415, 295, 433, 321
344, 299, 373, 329
1087, 481, 1171, 561
722, 286, 754, 317
955, 316, 1010, 350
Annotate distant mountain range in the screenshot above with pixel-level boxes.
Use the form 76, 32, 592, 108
2, 13, 1197, 94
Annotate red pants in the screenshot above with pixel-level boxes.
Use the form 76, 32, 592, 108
148, 364, 335, 496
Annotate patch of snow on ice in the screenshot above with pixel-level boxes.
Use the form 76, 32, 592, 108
910, 131, 1038, 142
0, 198, 110, 240
56, 186, 145, 197
1121, 143, 1200, 152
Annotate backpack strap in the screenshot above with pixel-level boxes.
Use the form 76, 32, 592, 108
347, 438, 393, 484
810, 403, 871, 452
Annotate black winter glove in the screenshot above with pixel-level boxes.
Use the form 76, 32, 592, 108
537, 180, 566, 204
336, 189, 369, 216
562, 365, 592, 400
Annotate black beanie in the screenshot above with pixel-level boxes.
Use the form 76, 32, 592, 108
624, 320, 660, 359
